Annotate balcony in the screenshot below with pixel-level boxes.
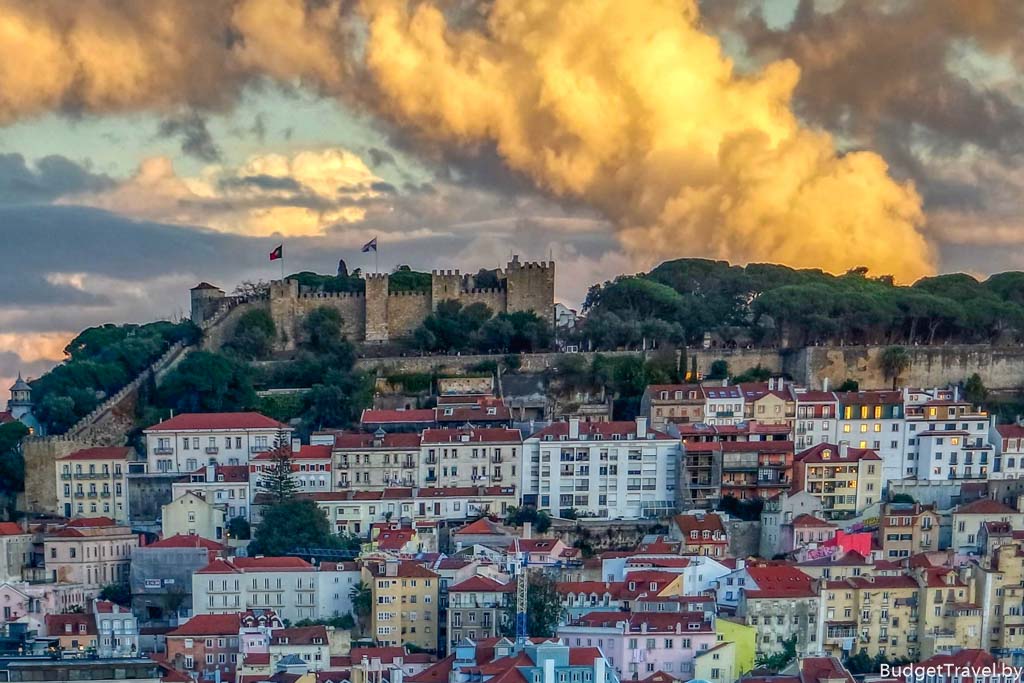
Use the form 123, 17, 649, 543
205, 447, 219, 455
87, 491, 98, 498
74, 492, 85, 499
492, 455, 503, 464
60, 473, 72, 481
250, 445, 270, 453
492, 473, 504, 481
403, 460, 415, 469
338, 481, 351, 488
153, 448, 174, 455
425, 474, 437, 482
425, 456, 437, 465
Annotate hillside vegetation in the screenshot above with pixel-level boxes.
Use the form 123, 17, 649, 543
576, 259, 1024, 349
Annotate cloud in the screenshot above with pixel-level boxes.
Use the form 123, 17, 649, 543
358, 0, 933, 282
63, 149, 386, 237
157, 112, 222, 162
0, 154, 114, 204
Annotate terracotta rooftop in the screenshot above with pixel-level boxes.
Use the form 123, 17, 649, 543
59, 447, 132, 461
146, 412, 288, 432
168, 613, 241, 636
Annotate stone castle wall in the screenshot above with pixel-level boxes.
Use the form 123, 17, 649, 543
386, 291, 432, 340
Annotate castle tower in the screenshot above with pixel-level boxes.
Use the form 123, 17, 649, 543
190, 282, 226, 324
505, 256, 555, 320
8, 374, 32, 420
365, 273, 390, 342
268, 279, 301, 351
430, 269, 463, 310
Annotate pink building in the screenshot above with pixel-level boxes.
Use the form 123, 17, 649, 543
559, 611, 716, 681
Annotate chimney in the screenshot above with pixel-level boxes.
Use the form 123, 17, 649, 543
822, 377, 829, 392
721, 378, 728, 387
778, 378, 785, 391
594, 657, 606, 683
523, 522, 532, 540
205, 464, 216, 482
543, 656, 555, 683
635, 416, 648, 439
768, 377, 775, 391
393, 669, 404, 683
291, 438, 301, 454
384, 560, 399, 577
839, 442, 849, 459
568, 418, 580, 440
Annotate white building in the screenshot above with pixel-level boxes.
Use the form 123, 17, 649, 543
522, 417, 680, 519
144, 412, 291, 474
791, 387, 838, 451
94, 599, 139, 658
314, 561, 361, 620
303, 485, 518, 537
992, 422, 1024, 479
192, 557, 319, 623
702, 384, 745, 426
420, 427, 522, 488
55, 447, 130, 523
835, 390, 906, 481
0, 522, 33, 582
250, 441, 332, 499
332, 431, 422, 490
171, 465, 251, 522
905, 395, 992, 481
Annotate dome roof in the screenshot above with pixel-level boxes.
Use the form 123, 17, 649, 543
9, 374, 30, 392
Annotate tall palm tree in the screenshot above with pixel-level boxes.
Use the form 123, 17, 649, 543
349, 580, 372, 637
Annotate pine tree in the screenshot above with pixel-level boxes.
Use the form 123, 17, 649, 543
258, 436, 299, 504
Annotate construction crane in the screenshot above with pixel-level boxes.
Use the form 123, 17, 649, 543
511, 536, 530, 647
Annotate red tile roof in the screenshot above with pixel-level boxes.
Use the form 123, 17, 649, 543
835, 391, 903, 405
168, 613, 241, 636
673, 513, 726, 537
449, 575, 516, 593
435, 405, 512, 423
421, 428, 521, 444
146, 412, 288, 432
0, 522, 27, 535
59, 447, 132, 461
272, 625, 329, 645
531, 421, 673, 441
717, 441, 793, 454
196, 557, 313, 574
45, 612, 97, 636
791, 514, 836, 528
996, 424, 1024, 439
66, 516, 118, 527
333, 432, 422, 449
745, 564, 816, 598
251, 444, 332, 461
360, 409, 434, 424
455, 517, 511, 536
351, 646, 406, 664
795, 443, 881, 463
184, 464, 250, 482
366, 561, 438, 579
957, 498, 1018, 515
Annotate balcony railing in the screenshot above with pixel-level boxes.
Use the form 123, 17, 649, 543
205, 447, 219, 455
153, 448, 174, 455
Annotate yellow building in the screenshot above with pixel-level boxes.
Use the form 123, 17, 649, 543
714, 616, 755, 676
879, 502, 940, 560
161, 491, 226, 540
695, 641, 736, 683
363, 560, 439, 652
913, 566, 982, 659
819, 574, 920, 661
793, 444, 882, 518
963, 542, 1024, 655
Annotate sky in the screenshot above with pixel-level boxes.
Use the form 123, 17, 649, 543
1, 0, 1023, 403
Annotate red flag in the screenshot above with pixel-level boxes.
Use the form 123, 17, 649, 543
269, 245, 283, 261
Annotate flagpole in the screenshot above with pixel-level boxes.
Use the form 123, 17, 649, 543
375, 242, 379, 274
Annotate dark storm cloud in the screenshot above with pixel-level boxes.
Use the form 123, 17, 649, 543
220, 174, 304, 192
157, 113, 223, 162
366, 147, 395, 168
0, 154, 114, 204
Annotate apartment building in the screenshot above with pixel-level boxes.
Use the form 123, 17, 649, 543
835, 391, 905, 481
965, 541, 1024, 655
759, 490, 825, 559
740, 379, 795, 426
171, 465, 250, 522
363, 560, 439, 652
304, 485, 518, 537
914, 566, 983, 658
94, 599, 139, 658
522, 418, 679, 519
250, 442, 332, 496
702, 384, 745, 426
45, 612, 97, 652
879, 502, 939, 560
951, 498, 1024, 552
420, 427, 522, 489
719, 441, 793, 500
992, 423, 1024, 479
162, 491, 226, 540
130, 534, 226, 621
735, 564, 819, 657
819, 574, 920, 661
0, 522, 33, 582
906, 399, 992, 481
43, 518, 138, 586
165, 613, 242, 682
333, 431, 421, 490
315, 561, 361, 620
55, 447, 129, 523
670, 513, 728, 557
192, 557, 318, 623
641, 384, 705, 430
268, 625, 332, 672
144, 412, 290, 474
447, 574, 515, 648
677, 443, 722, 511
792, 388, 838, 451
559, 611, 716, 681
791, 443, 882, 518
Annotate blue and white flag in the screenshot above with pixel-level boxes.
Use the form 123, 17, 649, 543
361, 237, 378, 253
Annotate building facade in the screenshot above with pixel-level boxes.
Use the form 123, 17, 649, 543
56, 447, 130, 523
143, 412, 291, 474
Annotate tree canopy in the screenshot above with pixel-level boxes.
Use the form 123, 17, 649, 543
159, 351, 258, 414
250, 498, 340, 556
224, 309, 276, 360
577, 258, 1024, 349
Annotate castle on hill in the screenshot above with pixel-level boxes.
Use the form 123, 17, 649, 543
190, 255, 555, 347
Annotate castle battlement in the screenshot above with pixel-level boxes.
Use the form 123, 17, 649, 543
298, 291, 364, 300
508, 260, 552, 270
388, 290, 429, 298
464, 287, 505, 295
431, 269, 462, 276
365, 273, 389, 281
